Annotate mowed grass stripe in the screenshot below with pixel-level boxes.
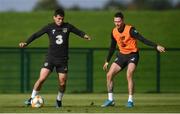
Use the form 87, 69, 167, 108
0, 93, 180, 113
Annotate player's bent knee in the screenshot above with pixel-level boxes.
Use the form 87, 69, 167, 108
106, 73, 113, 80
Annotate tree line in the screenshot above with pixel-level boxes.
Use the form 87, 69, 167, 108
33, 0, 180, 11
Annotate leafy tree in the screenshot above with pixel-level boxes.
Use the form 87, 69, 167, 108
33, 0, 63, 11
132, 0, 172, 10
103, 0, 126, 10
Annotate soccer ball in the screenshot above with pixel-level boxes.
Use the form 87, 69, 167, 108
31, 95, 44, 108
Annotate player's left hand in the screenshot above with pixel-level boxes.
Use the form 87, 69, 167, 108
103, 62, 109, 71
157, 45, 165, 53
84, 34, 91, 40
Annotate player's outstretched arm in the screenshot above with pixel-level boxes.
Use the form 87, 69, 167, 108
84, 34, 91, 40
19, 42, 27, 48
156, 45, 165, 53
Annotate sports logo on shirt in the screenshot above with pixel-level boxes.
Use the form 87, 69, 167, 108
134, 30, 138, 34
52, 29, 56, 34
133, 29, 139, 35
62, 28, 67, 33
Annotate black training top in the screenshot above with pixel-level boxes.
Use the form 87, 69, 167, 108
25, 22, 86, 61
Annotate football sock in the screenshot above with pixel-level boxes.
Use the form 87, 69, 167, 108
108, 93, 113, 101
57, 91, 64, 101
31, 90, 39, 98
128, 95, 133, 102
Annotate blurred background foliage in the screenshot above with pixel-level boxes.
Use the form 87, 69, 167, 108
33, 0, 63, 11
33, 0, 180, 11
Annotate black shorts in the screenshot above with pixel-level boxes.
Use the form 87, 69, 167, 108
114, 52, 139, 69
42, 56, 68, 73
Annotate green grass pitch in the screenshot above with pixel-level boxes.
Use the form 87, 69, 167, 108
0, 93, 180, 113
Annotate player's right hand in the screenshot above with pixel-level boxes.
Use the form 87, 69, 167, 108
103, 62, 109, 71
19, 42, 27, 48
157, 45, 165, 53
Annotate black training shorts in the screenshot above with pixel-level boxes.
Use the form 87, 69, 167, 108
114, 52, 139, 69
42, 56, 68, 73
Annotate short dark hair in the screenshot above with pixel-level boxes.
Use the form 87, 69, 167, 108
114, 12, 124, 19
54, 8, 65, 17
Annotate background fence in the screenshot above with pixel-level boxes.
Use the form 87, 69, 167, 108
0, 47, 179, 93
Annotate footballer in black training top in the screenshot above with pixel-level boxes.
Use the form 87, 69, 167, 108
19, 8, 91, 108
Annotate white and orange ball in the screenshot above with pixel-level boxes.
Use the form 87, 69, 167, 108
31, 95, 44, 108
